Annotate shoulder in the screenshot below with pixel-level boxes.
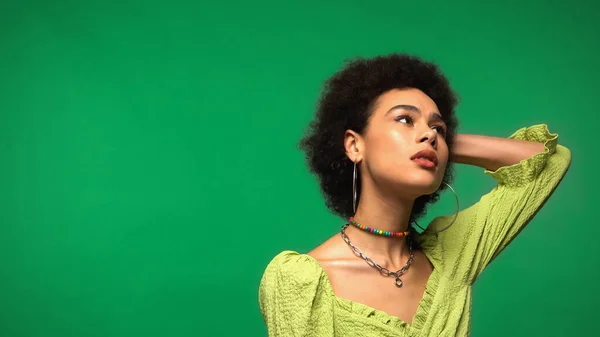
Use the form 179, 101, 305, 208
259, 250, 332, 314
259, 250, 331, 300
261, 250, 325, 284
259, 251, 337, 335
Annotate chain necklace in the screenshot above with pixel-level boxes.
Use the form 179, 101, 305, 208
340, 223, 415, 288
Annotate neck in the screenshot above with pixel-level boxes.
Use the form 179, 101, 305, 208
345, 184, 415, 268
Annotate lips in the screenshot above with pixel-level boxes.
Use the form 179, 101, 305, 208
411, 149, 438, 168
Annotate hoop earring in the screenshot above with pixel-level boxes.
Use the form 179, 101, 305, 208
413, 182, 459, 234
352, 162, 358, 214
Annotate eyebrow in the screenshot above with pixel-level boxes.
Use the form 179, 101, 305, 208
386, 104, 444, 122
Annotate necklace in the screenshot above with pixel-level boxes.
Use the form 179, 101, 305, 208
349, 217, 410, 237
340, 223, 415, 288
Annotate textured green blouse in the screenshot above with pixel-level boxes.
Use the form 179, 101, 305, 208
259, 124, 571, 336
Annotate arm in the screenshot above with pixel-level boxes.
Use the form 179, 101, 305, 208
420, 124, 571, 283
451, 133, 546, 171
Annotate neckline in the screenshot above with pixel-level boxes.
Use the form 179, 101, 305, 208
302, 246, 438, 331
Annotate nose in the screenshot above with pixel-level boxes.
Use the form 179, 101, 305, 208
419, 129, 437, 148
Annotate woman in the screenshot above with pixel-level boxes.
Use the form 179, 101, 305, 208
258, 54, 571, 336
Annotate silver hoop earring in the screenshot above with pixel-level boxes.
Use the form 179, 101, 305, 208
413, 182, 459, 234
352, 162, 358, 214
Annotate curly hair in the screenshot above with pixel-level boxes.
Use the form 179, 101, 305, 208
299, 53, 459, 223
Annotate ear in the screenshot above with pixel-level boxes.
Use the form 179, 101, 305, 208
344, 129, 363, 163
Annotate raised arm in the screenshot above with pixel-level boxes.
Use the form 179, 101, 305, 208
418, 124, 572, 283
451, 133, 546, 170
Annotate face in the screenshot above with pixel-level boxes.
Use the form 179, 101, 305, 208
345, 88, 449, 198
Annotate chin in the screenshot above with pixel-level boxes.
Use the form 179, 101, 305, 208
400, 174, 443, 197
413, 183, 440, 197
375, 166, 445, 198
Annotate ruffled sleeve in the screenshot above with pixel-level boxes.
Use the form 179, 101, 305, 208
258, 251, 335, 336
419, 124, 571, 284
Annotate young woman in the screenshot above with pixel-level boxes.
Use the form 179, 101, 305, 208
258, 54, 571, 336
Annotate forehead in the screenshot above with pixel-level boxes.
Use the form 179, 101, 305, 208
373, 88, 439, 114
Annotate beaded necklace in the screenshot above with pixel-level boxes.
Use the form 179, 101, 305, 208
349, 217, 410, 237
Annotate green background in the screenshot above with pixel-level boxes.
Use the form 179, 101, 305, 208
1, 1, 597, 336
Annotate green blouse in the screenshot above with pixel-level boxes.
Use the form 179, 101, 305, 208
258, 124, 571, 336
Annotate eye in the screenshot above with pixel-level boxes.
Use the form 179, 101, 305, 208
395, 115, 413, 124
432, 125, 447, 136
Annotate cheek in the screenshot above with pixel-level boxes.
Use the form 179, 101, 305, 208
364, 141, 414, 181
435, 143, 450, 178
365, 132, 410, 166
438, 141, 450, 166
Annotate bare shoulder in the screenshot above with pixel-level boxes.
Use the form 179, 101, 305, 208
307, 233, 352, 264
306, 233, 369, 292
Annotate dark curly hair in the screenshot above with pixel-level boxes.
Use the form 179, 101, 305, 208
299, 53, 459, 224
